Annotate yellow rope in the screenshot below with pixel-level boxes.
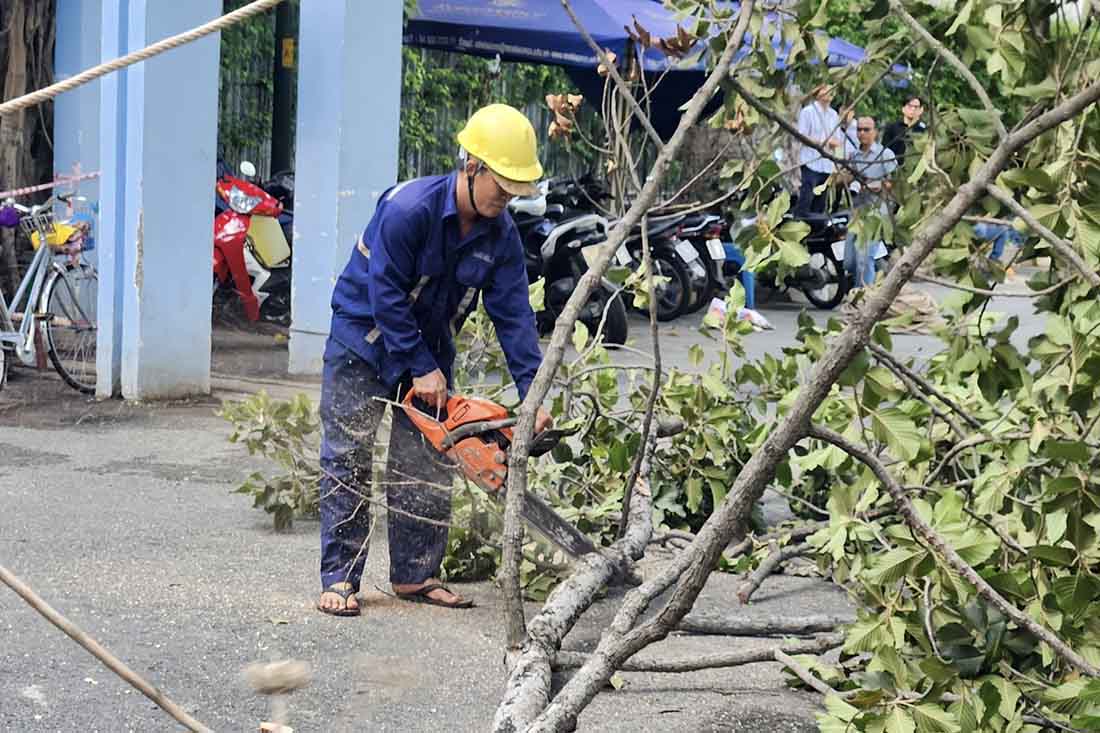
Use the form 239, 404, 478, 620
0, 0, 286, 119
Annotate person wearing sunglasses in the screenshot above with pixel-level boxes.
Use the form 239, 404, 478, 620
841, 117, 897, 291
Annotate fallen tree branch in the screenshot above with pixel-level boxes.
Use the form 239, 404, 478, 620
736, 541, 811, 604
867, 344, 981, 429
0, 564, 212, 732
808, 424, 1100, 677
494, 7, 757, 728
774, 649, 836, 697
492, 431, 659, 732
676, 613, 849, 638
913, 272, 1075, 298
553, 632, 845, 672
525, 65, 1100, 733
986, 184, 1100, 288
619, 214, 663, 538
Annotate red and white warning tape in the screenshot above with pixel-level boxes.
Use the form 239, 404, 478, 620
0, 171, 101, 201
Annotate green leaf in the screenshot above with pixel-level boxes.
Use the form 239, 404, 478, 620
946, 0, 973, 35
911, 703, 959, 733
609, 440, 631, 473
1043, 440, 1089, 463
886, 707, 916, 733
999, 168, 1056, 192
765, 191, 791, 228
1051, 573, 1100, 615
572, 321, 590, 352
866, 547, 920, 585
869, 407, 922, 460
685, 475, 703, 513
1029, 544, 1076, 567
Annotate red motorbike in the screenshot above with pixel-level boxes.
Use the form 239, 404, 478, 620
212, 160, 293, 325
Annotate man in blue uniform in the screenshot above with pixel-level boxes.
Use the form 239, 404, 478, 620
317, 104, 552, 615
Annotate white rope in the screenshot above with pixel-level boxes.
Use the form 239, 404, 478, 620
0, 0, 286, 119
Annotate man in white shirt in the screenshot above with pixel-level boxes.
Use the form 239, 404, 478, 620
795, 85, 846, 217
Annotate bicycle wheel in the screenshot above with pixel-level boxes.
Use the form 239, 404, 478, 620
42, 263, 98, 394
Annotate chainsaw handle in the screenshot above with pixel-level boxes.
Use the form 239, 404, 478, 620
439, 417, 517, 449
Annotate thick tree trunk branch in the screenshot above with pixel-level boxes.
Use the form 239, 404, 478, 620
496, 0, 755, 683
676, 613, 848, 637
553, 633, 844, 672
808, 424, 1100, 678
492, 432, 659, 733
888, 0, 1008, 140
559, 0, 665, 152
986, 183, 1100, 288
527, 68, 1100, 733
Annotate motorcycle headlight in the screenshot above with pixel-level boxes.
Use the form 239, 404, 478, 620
228, 186, 262, 214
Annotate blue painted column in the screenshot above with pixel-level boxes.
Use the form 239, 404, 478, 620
54, 0, 101, 235
288, 0, 403, 374
96, 0, 220, 398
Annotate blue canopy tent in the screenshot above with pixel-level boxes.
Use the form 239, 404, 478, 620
404, 1, 907, 138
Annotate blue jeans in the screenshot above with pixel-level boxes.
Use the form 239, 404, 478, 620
844, 234, 879, 288
318, 339, 455, 591
722, 244, 756, 309
973, 222, 1023, 262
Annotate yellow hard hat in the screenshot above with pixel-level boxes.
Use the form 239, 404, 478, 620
457, 103, 543, 196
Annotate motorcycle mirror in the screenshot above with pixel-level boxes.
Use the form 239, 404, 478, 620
239, 161, 257, 178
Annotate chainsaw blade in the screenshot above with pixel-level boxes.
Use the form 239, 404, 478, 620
517, 490, 597, 559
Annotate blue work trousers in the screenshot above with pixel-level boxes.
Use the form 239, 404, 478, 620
318, 340, 455, 591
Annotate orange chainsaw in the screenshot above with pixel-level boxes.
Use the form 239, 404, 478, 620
402, 391, 597, 559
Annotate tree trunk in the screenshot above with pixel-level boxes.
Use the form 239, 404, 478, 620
0, 0, 55, 302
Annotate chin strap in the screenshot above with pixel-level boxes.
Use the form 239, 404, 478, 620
466, 162, 485, 219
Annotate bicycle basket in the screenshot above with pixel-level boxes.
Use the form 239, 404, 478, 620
18, 210, 58, 250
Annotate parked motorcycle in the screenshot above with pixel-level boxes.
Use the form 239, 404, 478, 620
509, 191, 629, 345
212, 160, 293, 325
728, 209, 850, 310
540, 175, 707, 322
676, 212, 729, 311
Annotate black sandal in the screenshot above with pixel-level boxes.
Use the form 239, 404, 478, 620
395, 583, 474, 609
317, 584, 361, 617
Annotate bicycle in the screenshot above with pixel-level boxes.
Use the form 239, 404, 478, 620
0, 194, 98, 394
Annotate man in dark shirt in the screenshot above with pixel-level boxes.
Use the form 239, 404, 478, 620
882, 96, 927, 165
317, 104, 553, 615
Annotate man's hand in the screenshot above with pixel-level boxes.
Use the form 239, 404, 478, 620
535, 407, 553, 434
412, 369, 447, 408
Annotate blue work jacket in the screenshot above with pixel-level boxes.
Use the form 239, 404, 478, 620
329, 173, 543, 399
